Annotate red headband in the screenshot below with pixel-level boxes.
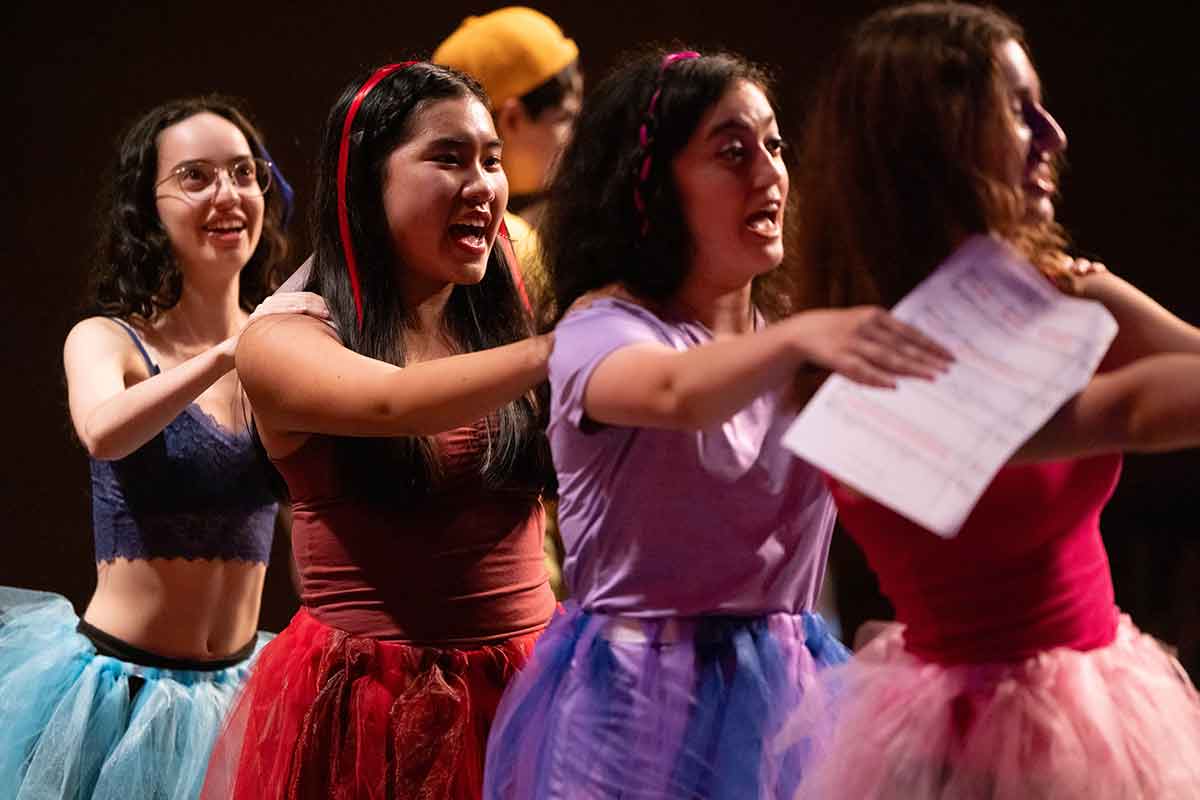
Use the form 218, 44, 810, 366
337, 61, 418, 329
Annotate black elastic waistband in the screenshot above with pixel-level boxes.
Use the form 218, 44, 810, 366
76, 618, 256, 671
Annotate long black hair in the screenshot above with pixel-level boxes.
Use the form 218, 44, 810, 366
87, 96, 289, 319
307, 62, 548, 502
538, 48, 799, 326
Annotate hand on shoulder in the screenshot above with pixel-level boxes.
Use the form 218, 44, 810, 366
563, 283, 641, 317
1042, 253, 1111, 296
247, 291, 335, 330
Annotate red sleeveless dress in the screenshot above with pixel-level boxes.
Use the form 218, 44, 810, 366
202, 424, 555, 800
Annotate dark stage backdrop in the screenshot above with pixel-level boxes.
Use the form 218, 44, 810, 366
4, 2, 1197, 666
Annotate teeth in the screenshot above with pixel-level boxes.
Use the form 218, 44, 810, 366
746, 212, 778, 235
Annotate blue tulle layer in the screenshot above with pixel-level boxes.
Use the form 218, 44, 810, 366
484, 602, 850, 799
0, 587, 266, 800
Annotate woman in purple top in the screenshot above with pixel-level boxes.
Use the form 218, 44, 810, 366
483, 49, 952, 799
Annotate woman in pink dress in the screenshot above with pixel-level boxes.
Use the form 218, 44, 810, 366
787, 3, 1200, 797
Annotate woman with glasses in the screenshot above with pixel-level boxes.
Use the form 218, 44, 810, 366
0, 95, 327, 800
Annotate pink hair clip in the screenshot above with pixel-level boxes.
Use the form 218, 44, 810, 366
633, 51, 700, 236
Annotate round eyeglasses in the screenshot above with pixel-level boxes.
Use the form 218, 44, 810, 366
154, 157, 273, 202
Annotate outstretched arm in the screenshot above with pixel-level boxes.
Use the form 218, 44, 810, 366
238, 314, 551, 448
1016, 352, 1200, 462
583, 306, 952, 431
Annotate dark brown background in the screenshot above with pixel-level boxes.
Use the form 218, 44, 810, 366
4, 2, 1197, 671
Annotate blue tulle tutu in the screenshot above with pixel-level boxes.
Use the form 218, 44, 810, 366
0, 587, 267, 800
483, 602, 849, 799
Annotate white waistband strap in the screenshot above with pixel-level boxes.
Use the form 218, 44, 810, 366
601, 617, 690, 644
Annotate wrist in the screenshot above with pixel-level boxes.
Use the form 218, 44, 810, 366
214, 336, 238, 370
533, 332, 554, 375
780, 313, 816, 367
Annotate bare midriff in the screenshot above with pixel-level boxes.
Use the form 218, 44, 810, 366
83, 557, 267, 660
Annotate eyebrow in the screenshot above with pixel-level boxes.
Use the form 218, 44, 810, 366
166, 155, 254, 171
1007, 67, 1043, 100
425, 136, 503, 149
1013, 84, 1043, 105
705, 116, 776, 140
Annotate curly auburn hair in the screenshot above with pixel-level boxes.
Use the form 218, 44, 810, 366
793, 2, 1069, 311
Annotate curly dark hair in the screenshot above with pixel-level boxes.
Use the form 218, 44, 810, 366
793, 2, 1068, 310
304, 62, 549, 502
538, 47, 800, 326
86, 96, 289, 319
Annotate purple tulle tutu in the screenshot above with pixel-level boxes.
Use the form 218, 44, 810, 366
785, 614, 1200, 799
483, 602, 848, 799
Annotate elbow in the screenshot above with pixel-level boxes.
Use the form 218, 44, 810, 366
658, 372, 738, 431
672, 396, 715, 431
667, 387, 729, 431
76, 413, 141, 460
1123, 397, 1171, 453
372, 396, 438, 437
1114, 386, 1172, 453
79, 429, 131, 461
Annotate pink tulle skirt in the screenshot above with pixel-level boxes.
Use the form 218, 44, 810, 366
787, 614, 1200, 799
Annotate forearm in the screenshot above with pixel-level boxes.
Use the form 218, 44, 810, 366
253, 332, 553, 438
80, 342, 235, 459
585, 318, 806, 431
588, 301, 950, 431
1015, 353, 1200, 462
371, 335, 552, 435
657, 322, 807, 428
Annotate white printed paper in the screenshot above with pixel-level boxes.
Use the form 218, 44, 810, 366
275, 255, 313, 293
783, 235, 1117, 538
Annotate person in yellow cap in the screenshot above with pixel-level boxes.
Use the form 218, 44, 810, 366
434, 6, 581, 296
436, 6, 581, 601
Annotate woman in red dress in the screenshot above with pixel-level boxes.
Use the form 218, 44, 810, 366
201, 62, 556, 800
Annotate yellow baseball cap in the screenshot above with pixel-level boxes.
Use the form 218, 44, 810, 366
433, 7, 579, 108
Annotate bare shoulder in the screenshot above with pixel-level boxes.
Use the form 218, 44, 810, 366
63, 316, 143, 370
235, 313, 344, 387
239, 313, 341, 354
65, 315, 135, 350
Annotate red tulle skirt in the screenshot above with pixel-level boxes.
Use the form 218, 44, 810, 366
201, 608, 540, 800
